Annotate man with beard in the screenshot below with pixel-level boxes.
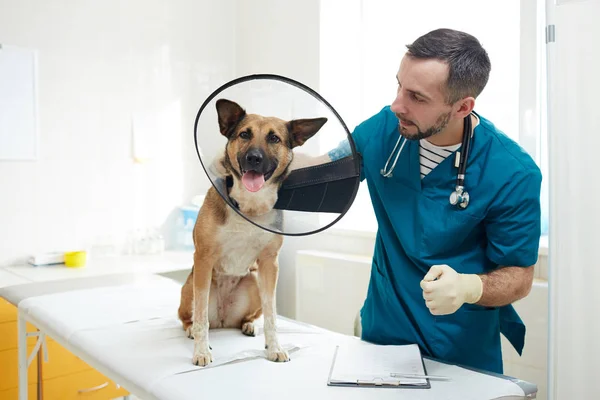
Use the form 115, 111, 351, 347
324, 28, 542, 374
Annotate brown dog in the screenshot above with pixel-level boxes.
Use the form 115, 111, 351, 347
177, 98, 327, 366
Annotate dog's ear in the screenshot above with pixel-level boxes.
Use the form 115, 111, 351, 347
216, 99, 246, 138
287, 117, 328, 148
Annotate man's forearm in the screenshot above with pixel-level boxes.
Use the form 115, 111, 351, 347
476, 265, 535, 307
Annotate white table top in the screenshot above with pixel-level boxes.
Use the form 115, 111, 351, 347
1, 250, 192, 283
3, 275, 536, 400
0, 269, 30, 288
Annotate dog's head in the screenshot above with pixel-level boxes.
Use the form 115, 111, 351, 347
215, 98, 326, 216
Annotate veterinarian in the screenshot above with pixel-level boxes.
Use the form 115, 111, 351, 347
324, 28, 542, 374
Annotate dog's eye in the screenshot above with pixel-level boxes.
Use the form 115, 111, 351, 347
239, 131, 251, 140
267, 134, 280, 144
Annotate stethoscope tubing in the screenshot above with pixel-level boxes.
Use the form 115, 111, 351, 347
380, 115, 473, 208
380, 134, 407, 178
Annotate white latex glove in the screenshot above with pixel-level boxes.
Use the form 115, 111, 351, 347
420, 264, 483, 315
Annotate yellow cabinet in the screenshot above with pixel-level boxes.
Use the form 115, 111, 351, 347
0, 299, 38, 397
0, 384, 38, 400
43, 369, 127, 400
0, 346, 38, 393
0, 298, 129, 400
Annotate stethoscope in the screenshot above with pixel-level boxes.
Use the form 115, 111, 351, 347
380, 114, 473, 209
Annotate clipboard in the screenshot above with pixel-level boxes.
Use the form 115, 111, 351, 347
327, 342, 431, 389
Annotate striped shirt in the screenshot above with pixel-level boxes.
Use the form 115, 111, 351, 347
419, 139, 461, 179
419, 113, 478, 179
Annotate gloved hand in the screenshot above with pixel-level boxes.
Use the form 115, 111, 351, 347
420, 264, 483, 315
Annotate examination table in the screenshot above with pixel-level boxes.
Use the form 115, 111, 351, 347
0, 274, 537, 400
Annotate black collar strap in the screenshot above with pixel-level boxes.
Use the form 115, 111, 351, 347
215, 154, 360, 214
273, 155, 359, 213
214, 176, 239, 210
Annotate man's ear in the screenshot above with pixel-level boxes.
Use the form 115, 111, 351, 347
216, 99, 246, 138
454, 97, 476, 119
287, 117, 328, 148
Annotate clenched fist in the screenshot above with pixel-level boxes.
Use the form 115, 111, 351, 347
420, 264, 483, 315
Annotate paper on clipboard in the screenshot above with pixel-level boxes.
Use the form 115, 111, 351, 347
327, 341, 430, 388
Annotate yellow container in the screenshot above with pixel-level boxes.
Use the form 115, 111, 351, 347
64, 251, 87, 267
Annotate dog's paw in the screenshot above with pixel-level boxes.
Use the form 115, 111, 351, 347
185, 326, 194, 339
192, 350, 213, 367
241, 321, 255, 336
266, 345, 290, 362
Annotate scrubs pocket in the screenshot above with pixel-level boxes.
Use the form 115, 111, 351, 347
430, 305, 502, 373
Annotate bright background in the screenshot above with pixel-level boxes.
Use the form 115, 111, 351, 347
1, 1, 596, 399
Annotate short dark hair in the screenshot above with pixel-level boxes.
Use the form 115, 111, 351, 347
405, 28, 491, 104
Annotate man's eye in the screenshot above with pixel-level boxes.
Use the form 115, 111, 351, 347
239, 131, 251, 139
412, 93, 424, 103
267, 134, 280, 143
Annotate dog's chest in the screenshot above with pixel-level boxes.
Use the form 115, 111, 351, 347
216, 212, 275, 276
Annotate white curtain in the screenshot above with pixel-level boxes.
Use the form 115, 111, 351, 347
547, 0, 600, 399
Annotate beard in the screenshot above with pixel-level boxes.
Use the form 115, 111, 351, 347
397, 111, 452, 141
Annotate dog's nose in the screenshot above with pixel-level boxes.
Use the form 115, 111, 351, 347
245, 149, 263, 167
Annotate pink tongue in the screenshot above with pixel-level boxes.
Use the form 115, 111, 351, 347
242, 171, 265, 192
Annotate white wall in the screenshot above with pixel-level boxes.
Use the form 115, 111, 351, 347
0, 0, 235, 264
234, 0, 320, 88
546, 1, 600, 399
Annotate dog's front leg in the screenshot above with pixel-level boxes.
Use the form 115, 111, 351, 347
191, 252, 213, 366
257, 244, 289, 362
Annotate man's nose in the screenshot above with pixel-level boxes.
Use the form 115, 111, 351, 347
391, 90, 408, 114
245, 149, 263, 166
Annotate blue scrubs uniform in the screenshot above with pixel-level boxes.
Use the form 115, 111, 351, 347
329, 106, 542, 374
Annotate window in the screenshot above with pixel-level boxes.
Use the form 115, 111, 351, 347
319, 0, 548, 237
536, 0, 550, 237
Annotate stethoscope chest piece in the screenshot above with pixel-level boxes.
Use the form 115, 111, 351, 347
449, 185, 470, 209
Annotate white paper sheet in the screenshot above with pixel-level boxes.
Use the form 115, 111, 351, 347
329, 342, 428, 386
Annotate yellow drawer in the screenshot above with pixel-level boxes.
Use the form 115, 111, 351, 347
42, 339, 92, 380
43, 369, 128, 400
0, 347, 38, 392
0, 383, 38, 400
0, 321, 41, 352
0, 299, 17, 324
